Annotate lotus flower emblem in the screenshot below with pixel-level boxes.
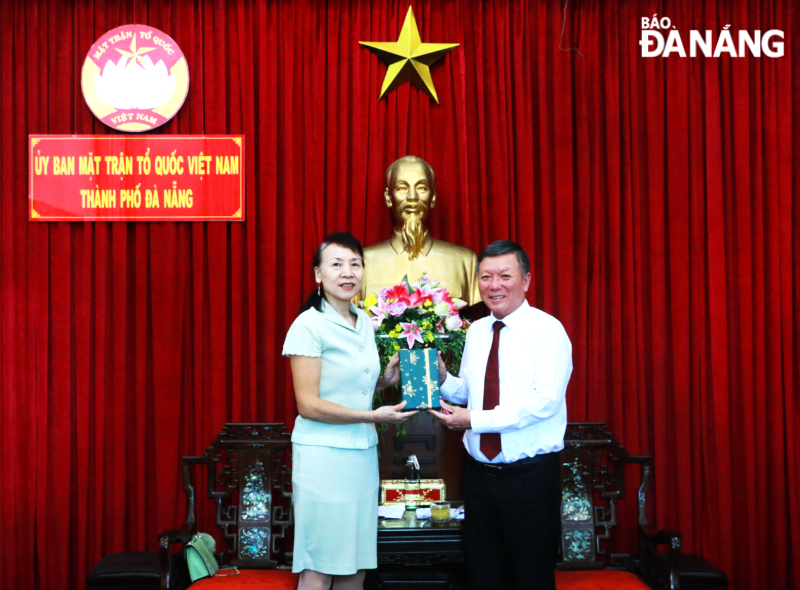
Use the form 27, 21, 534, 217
82, 25, 190, 131
94, 36, 176, 110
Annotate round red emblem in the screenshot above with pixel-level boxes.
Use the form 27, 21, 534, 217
81, 25, 189, 132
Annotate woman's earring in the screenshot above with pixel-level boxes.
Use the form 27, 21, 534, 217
317, 284, 321, 296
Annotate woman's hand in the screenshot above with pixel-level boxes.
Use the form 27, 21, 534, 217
372, 400, 417, 423
437, 350, 448, 384
376, 353, 400, 391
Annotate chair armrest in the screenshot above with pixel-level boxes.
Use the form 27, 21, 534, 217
159, 523, 195, 589
637, 524, 682, 590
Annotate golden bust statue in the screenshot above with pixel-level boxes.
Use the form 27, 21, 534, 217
361, 156, 480, 306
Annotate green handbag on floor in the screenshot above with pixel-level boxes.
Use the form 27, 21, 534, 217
184, 532, 240, 583
184, 533, 219, 582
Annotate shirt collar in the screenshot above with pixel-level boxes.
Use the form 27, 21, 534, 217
321, 299, 361, 332
490, 299, 530, 332
389, 230, 434, 257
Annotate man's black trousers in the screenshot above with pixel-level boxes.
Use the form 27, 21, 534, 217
464, 452, 561, 590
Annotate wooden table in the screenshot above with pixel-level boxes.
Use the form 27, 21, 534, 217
367, 510, 467, 590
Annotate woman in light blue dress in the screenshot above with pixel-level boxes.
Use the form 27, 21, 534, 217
283, 232, 416, 590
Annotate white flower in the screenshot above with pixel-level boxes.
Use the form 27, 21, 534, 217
444, 315, 463, 331
433, 302, 451, 317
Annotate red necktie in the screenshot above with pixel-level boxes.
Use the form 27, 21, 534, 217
480, 321, 505, 460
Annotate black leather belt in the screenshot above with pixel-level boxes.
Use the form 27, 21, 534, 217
470, 452, 558, 477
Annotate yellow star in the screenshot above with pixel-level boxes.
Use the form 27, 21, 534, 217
115, 35, 156, 69
360, 6, 459, 103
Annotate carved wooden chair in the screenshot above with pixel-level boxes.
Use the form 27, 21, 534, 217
158, 423, 298, 589
86, 423, 297, 590
555, 422, 727, 590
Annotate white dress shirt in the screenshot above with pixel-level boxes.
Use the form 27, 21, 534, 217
439, 300, 572, 463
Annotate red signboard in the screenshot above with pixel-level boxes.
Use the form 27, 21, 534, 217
29, 135, 244, 221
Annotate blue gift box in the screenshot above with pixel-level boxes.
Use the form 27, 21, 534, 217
399, 348, 441, 410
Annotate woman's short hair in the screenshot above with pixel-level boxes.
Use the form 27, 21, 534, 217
477, 240, 530, 276
311, 232, 363, 270
302, 232, 364, 313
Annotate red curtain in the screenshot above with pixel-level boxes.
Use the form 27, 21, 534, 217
1, 1, 797, 589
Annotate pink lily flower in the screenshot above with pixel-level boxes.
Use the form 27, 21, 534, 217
406, 289, 429, 308
398, 321, 424, 349
430, 288, 449, 304
382, 284, 411, 301
415, 284, 434, 298
387, 300, 409, 317
369, 297, 390, 321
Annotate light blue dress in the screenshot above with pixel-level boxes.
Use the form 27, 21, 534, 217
282, 300, 381, 575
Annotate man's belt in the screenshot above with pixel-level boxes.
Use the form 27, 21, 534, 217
470, 452, 558, 477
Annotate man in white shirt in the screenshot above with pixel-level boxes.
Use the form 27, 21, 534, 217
430, 240, 572, 590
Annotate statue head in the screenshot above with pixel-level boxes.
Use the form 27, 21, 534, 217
384, 155, 437, 259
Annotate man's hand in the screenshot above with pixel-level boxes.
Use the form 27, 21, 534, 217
429, 399, 471, 431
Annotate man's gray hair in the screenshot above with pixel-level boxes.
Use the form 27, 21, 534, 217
477, 240, 531, 275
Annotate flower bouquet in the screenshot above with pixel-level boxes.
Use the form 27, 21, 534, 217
361, 274, 471, 378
